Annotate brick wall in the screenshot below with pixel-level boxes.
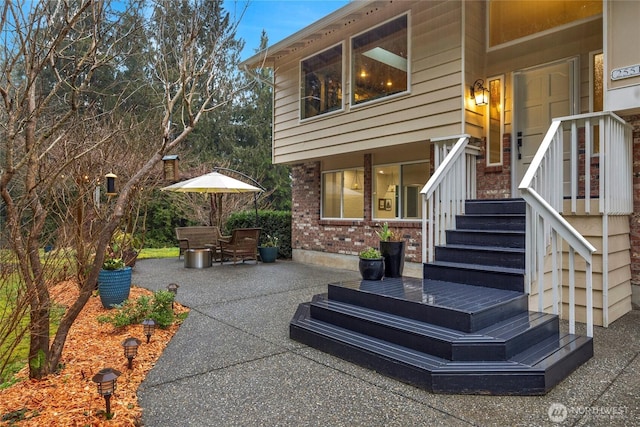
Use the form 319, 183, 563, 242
291, 160, 423, 262
626, 114, 640, 286
476, 134, 512, 199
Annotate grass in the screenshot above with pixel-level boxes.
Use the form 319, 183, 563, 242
138, 247, 179, 259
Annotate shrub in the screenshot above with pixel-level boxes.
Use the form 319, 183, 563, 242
97, 290, 176, 329
226, 210, 291, 258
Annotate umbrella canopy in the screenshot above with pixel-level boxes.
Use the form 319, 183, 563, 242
161, 171, 263, 228
160, 171, 262, 193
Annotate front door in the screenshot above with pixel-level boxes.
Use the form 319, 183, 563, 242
513, 59, 576, 194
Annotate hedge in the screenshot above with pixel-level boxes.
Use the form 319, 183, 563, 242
225, 210, 292, 259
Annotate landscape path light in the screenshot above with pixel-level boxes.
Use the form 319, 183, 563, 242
122, 337, 141, 369
92, 367, 121, 418
167, 283, 179, 308
142, 318, 156, 344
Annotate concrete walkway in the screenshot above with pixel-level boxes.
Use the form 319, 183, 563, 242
134, 258, 639, 426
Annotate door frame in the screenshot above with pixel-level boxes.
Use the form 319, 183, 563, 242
511, 57, 580, 195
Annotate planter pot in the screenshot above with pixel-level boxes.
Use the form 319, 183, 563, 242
98, 267, 132, 309
359, 257, 384, 280
258, 246, 279, 263
380, 241, 405, 278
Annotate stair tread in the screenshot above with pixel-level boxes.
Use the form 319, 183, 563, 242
439, 244, 525, 253
313, 297, 557, 344
293, 309, 581, 373
427, 260, 524, 275
337, 278, 524, 313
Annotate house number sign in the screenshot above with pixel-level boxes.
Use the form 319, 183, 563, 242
611, 64, 640, 81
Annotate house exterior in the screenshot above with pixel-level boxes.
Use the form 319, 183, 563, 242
240, 0, 640, 327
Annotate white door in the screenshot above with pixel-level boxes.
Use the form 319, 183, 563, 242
513, 60, 576, 194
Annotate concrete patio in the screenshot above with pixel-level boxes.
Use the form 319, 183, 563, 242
134, 258, 639, 426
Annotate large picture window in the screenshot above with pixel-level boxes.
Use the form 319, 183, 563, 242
373, 162, 427, 220
300, 44, 343, 120
352, 14, 408, 106
322, 169, 364, 219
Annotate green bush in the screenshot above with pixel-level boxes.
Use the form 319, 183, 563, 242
97, 290, 176, 329
225, 210, 291, 259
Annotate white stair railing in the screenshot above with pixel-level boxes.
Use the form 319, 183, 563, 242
518, 112, 632, 338
420, 135, 479, 263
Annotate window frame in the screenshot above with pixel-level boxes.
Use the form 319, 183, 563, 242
486, 75, 504, 167
320, 168, 364, 220
299, 42, 345, 122
372, 160, 428, 221
349, 12, 411, 109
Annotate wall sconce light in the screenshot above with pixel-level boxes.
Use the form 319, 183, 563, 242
122, 337, 141, 369
92, 367, 121, 418
142, 318, 156, 344
105, 173, 117, 195
470, 79, 488, 106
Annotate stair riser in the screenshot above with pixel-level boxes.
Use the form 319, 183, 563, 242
423, 264, 525, 293
446, 230, 525, 248
465, 199, 526, 215
435, 246, 525, 269
456, 216, 525, 231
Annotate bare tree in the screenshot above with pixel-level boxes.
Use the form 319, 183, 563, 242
0, 0, 250, 379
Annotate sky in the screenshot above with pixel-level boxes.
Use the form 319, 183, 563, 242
224, 0, 351, 61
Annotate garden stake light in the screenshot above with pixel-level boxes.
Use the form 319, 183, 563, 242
92, 367, 121, 418
167, 283, 179, 309
142, 318, 156, 343
122, 337, 141, 369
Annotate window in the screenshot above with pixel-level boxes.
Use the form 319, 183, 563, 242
373, 162, 427, 219
322, 169, 364, 219
591, 51, 603, 154
300, 44, 343, 120
352, 14, 408, 106
487, 76, 503, 166
489, 0, 602, 47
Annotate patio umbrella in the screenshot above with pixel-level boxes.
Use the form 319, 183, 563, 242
161, 171, 263, 227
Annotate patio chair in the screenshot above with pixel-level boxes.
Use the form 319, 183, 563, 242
219, 228, 261, 265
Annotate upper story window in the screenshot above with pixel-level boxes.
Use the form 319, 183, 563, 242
352, 14, 408, 106
489, 0, 602, 47
300, 43, 343, 120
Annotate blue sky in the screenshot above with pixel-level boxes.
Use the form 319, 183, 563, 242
224, 0, 350, 60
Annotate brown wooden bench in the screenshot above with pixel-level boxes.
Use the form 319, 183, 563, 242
219, 228, 261, 265
175, 226, 222, 259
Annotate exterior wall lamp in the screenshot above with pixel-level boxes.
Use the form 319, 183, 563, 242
470, 79, 488, 106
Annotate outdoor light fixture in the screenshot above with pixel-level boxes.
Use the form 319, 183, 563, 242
142, 318, 156, 344
105, 173, 117, 195
470, 79, 488, 106
92, 367, 121, 418
122, 337, 141, 369
167, 283, 179, 309
162, 155, 180, 181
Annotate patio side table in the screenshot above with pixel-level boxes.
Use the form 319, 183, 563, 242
184, 249, 212, 268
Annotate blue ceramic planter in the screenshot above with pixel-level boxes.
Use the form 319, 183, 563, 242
259, 246, 279, 263
98, 267, 132, 308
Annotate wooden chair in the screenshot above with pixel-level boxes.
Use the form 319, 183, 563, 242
219, 228, 261, 265
175, 226, 221, 260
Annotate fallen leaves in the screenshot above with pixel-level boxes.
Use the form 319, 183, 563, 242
0, 280, 188, 426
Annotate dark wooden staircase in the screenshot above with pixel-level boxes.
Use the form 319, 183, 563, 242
290, 199, 593, 395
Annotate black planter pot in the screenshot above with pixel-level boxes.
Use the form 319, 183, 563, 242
359, 258, 384, 280
380, 241, 405, 278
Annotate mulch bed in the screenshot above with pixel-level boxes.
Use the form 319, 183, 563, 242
0, 281, 188, 426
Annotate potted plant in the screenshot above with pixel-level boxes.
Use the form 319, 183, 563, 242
111, 230, 142, 268
376, 222, 405, 278
98, 246, 132, 309
358, 247, 384, 280
258, 234, 279, 263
